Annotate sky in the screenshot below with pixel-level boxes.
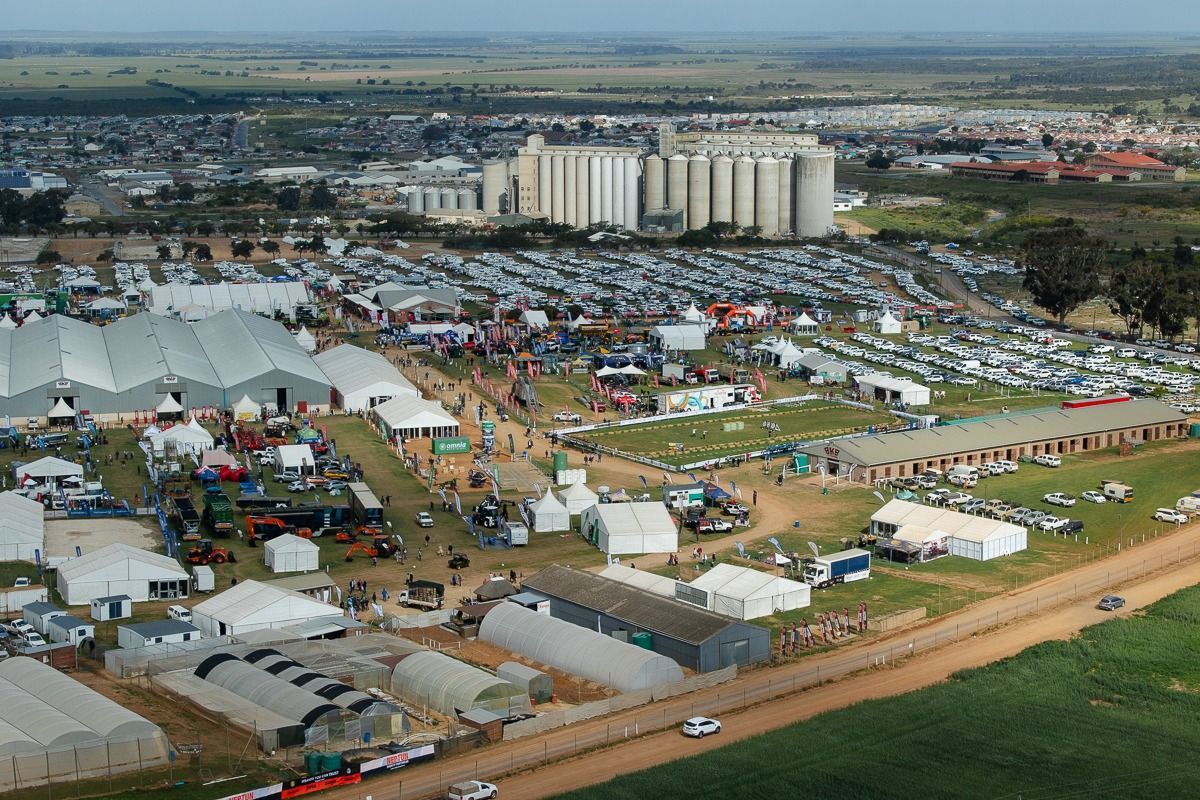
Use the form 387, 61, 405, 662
6, 0, 1200, 34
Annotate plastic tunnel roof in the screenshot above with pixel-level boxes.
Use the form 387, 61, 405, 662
479, 602, 684, 693
245, 650, 396, 716
196, 653, 341, 728
390, 650, 528, 717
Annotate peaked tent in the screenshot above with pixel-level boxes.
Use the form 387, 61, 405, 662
147, 417, 214, 456
14, 457, 83, 488
48, 397, 75, 418
528, 491, 569, 532
293, 326, 317, 353
232, 394, 261, 421
0, 316, 16, 330
155, 394, 184, 414
681, 303, 705, 323
874, 311, 902, 334
789, 311, 819, 335
555, 481, 599, 515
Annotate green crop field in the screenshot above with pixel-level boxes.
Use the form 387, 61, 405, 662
572, 401, 897, 466
556, 582, 1200, 800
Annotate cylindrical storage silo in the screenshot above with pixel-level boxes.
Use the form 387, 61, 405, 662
622, 156, 640, 230
643, 153, 664, 212
666, 154, 690, 228
755, 156, 779, 237
550, 154, 565, 223
423, 186, 441, 210
588, 156, 602, 225
687, 154, 711, 231
407, 186, 425, 213
458, 188, 478, 211
612, 156, 625, 227
564, 154, 577, 227
710, 155, 733, 224
576, 155, 590, 226
538, 154, 552, 217
795, 151, 835, 238
776, 157, 793, 235
481, 160, 506, 215
440, 187, 458, 210
600, 156, 614, 224
732, 155, 756, 230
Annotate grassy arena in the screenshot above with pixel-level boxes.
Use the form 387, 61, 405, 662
573, 402, 897, 466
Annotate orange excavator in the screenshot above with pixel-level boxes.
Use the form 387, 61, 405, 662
187, 539, 237, 565
345, 539, 396, 561
246, 516, 313, 546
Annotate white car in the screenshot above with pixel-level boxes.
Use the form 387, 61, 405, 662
447, 780, 498, 800
8, 621, 33, 637
1081, 491, 1107, 504
415, 512, 435, 528
12, 577, 30, 588
287, 481, 313, 493
1038, 516, 1068, 531
682, 716, 722, 738
1044, 492, 1076, 508
1154, 508, 1188, 524
1033, 454, 1062, 467
993, 460, 1019, 473
553, 411, 582, 424
22, 632, 46, 647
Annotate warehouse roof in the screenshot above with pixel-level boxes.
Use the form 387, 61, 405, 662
523, 565, 736, 645
803, 399, 1186, 466
119, 619, 199, 639
313, 343, 417, 399
57, 543, 187, 583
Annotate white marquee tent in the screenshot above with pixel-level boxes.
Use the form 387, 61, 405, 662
370, 396, 459, 441
147, 417, 214, 457
687, 563, 811, 620
0, 491, 44, 562
555, 481, 599, 515
580, 501, 678, 555
649, 324, 706, 351
56, 543, 190, 605
527, 492, 570, 533
263, 534, 320, 574
871, 499, 1027, 562
293, 326, 316, 353
314, 344, 419, 413
191, 579, 343, 637
855, 373, 931, 407
789, 312, 819, 335
232, 394, 261, 421
14, 457, 83, 490
874, 311, 902, 334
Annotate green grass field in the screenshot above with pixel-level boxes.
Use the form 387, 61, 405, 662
573, 402, 897, 466
554, 582, 1200, 800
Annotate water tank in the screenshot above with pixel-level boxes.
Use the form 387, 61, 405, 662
563, 154, 577, 227
732, 155, 756, 230
631, 632, 653, 650
575, 155, 591, 225
406, 185, 425, 213
550, 154, 566, 223
710, 155, 734, 223
458, 188, 478, 211
588, 156, 602, 225
423, 186, 441, 210
622, 156, 640, 230
687, 154, 711, 231
440, 187, 458, 210
481, 160, 507, 215
755, 156, 780, 237
795, 151, 835, 238
538, 154, 553, 217
553, 451, 568, 473
304, 752, 322, 775
776, 157, 794, 235
643, 153, 664, 212
321, 752, 342, 771
666, 154, 690, 227
612, 155, 626, 227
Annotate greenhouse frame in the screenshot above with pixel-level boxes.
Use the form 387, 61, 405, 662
390, 651, 530, 717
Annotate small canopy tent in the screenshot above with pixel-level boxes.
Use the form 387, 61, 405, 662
687, 563, 811, 620
200, 448, 239, 469
155, 394, 184, 417
0, 491, 44, 561
48, 397, 75, 419
147, 417, 213, 457
681, 303, 705, 323
874, 311, 902, 334
528, 492, 569, 532
555, 481, 599, 516
263, 534, 320, 574
293, 326, 317, 353
232, 394, 261, 421
789, 311, 819, 335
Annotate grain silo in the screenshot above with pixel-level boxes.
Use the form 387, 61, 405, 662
666, 154, 690, 228
600, 156, 614, 224
423, 186, 441, 210
440, 187, 459, 210
795, 151, 835, 238
776, 157, 794, 235
458, 188, 478, 211
687, 154, 711, 231
550, 154, 565, 223
538, 154, 552, 217
611, 156, 625, 227
481, 160, 507, 215
732, 155, 756, 230
710, 155, 734, 224
406, 186, 425, 213
622, 156, 640, 230
575, 155, 591, 225
754, 156, 779, 237
643, 153, 664, 212
588, 156, 602, 225
564, 154, 577, 226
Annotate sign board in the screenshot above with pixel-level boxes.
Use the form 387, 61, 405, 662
162, 376, 178, 384
54, 380, 71, 389
432, 436, 471, 455
481, 420, 495, 435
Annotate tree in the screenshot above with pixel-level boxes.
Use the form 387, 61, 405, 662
194, 243, 212, 261
35, 249, 61, 265
420, 125, 450, 142
865, 150, 892, 170
196, 221, 215, 237
276, 186, 302, 211
156, 244, 172, 261
309, 183, 337, 211
1107, 260, 1158, 338
96, 249, 113, 262
308, 234, 328, 254
231, 239, 255, 260
1021, 226, 1106, 326
1041, 133, 1054, 148
260, 239, 280, 257
175, 182, 196, 202
181, 241, 197, 259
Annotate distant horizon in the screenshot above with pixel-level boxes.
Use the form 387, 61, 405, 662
3, 28, 1198, 36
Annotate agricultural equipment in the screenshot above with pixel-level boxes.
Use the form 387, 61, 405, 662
344, 540, 396, 561
186, 539, 237, 566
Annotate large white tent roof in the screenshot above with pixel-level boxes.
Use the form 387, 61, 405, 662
872, 499, 1024, 543
192, 579, 338, 628
598, 564, 679, 598
148, 281, 312, 318
371, 395, 458, 432
15, 456, 83, 479
528, 491, 570, 532
313, 344, 417, 401
0, 491, 44, 554
148, 418, 214, 451
688, 563, 811, 620
57, 543, 187, 584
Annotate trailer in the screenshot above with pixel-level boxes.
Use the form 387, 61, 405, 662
171, 495, 201, 540
262, 504, 351, 537
652, 383, 762, 414
235, 495, 293, 511
396, 579, 445, 610
349, 482, 384, 532
501, 520, 529, 546
801, 548, 871, 589
202, 490, 235, 537
1100, 480, 1135, 503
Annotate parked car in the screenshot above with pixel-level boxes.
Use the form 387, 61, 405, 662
256, 452, 275, 466
993, 460, 1019, 473
1033, 454, 1062, 467
1006, 507, 1034, 524
913, 475, 938, 490
12, 577, 30, 588
681, 716, 722, 738
415, 512, 435, 528
322, 469, 349, 480
22, 632, 46, 647
948, 473, 977, 488
1024, 510, 1048, 526
274, 471, 300, 483
1044, 492, 1076, 508
1081, 491, 1107, 504
553, 411, 582, 424
1154, 508, 1188, 524
1062, 519, 1085, 534
324, 480, 349, 493
447, 780, 498, 800
697, 518, 734, 534
1097, 594, 1125, 611
944, 492, 973, 507
1038, 516, 1068, 531
720, 503, 749, 516
961, 498, 987, 514
287, 481, 312, 493
8, 621, 33, 637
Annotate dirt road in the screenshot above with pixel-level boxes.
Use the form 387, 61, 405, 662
324, 525, 1200, 800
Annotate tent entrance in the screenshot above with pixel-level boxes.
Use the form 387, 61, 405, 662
274, 388, 289, 412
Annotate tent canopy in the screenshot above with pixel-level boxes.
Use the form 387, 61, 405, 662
528, 492, 570, 532
48, 398, 75, 418
555, 481, 599, 515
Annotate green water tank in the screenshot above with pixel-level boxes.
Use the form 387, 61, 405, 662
631, 632, 653, 650
321, 752, 342, 771
1190, 423, 1200, 438
554, 451, 568, 473
304, 751, 322, 775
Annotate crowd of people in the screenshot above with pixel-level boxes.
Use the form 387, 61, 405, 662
778, 602, 870, 656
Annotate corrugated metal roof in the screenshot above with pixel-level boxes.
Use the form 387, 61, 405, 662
119, 619, 199, 638
803, 399, 1186, 466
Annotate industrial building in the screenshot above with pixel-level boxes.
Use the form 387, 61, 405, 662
870, 499, 1028, 562
0, 658, 170, 792
521, 565, 771, 673
0, 309, 331, 421
507, 124, 835, 238
800, 399, 1189, 484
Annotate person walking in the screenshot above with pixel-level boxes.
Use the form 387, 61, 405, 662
752, 490, 757, 506
843, 607, 851, 633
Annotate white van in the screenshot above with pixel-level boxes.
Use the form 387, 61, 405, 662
1033, 454, 1062, 468
167, 605, 192, 623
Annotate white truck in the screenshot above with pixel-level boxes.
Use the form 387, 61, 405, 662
801, 548, 872, 589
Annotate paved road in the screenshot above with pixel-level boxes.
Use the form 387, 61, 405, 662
234, 118, 250, 150
79, 179, 125, 217
325, 523, 1200, 800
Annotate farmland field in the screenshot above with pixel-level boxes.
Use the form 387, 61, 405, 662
555, 582, 1200, 800
571, 401, 897, 466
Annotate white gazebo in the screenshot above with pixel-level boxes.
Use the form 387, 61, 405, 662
48, 397, 75, 420
789, 311, 819, 335
681, 303, 705, 323
874, 311, 902, 334
528, 492, 570, 533
263, 534, 320, 573
147, 417, 214, 457
555, 481, 599, 516
293, 325, 317, 352
232, 394, 262, 421
155, 394, 184, 417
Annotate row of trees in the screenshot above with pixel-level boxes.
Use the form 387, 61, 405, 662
275, 183, 337, 212
0, 189, 67, 233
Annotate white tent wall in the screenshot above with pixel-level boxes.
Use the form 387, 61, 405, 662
528, 493, 570, 532
582, 502, 679, 555
263, 535, 320, 574
0, 491, 44, 562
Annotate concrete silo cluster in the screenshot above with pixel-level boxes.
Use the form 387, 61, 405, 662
399, 184, 479, 213
515, 135, 641, 230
